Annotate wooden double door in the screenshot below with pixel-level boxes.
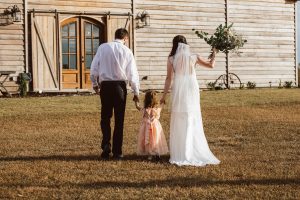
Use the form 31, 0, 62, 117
61, 17, 105, 89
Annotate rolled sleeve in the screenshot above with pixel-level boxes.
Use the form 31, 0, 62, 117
126, 53, 140, 95
90, 48, 101, 87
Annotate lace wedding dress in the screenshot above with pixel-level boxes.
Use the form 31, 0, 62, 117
169, 43, 220, 166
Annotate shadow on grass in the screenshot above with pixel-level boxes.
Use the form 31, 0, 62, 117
78, 178, 300, 188
1, 178, 298, 189
0, 154, 170, 162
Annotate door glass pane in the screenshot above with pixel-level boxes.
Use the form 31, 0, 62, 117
93, 39, 99, 52
62, 39, 69, 53
70, 54, 77, 69
85, 39, 92, 54
62, 25, 68, 37
62, 54, 69, 69
69, 39, 76, 53
93, 25, 99, 38
85, 23, 92, 37
69, 22, 76, 37
85, 54, 92, 69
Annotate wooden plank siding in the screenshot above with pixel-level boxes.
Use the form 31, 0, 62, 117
135, 0, 227, 89
0, 0, 25, 93
135, 0, 297, 89
30, 13, 59, 91
228, 0, 297, 87
26, 0, 132, 91
0, 0, 298, 94
27, 0, 131, 13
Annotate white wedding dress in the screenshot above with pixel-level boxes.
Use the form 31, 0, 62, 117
169, 43, 220, 166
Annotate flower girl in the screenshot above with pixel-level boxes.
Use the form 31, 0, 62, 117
135, 90, 168, 161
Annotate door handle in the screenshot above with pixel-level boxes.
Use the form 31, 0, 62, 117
81, 56, 85, 62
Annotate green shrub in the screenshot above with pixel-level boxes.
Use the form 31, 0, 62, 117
18, 73, 31, 97
246, 81, 256, 89
283, 81, 293, 88
206, 82, 216, 90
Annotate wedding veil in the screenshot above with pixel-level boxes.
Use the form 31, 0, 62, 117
173, 43, 196, 76
171, 43, 200, 113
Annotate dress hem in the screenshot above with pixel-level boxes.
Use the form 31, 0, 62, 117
170, 160, 220, 167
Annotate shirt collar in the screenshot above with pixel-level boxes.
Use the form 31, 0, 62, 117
114, 39, 124, 44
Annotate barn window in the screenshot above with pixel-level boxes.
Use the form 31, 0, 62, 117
62, 22, 77, 70
84, 22, 100, 69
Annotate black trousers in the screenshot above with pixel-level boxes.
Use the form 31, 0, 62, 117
100, 81, 127, 155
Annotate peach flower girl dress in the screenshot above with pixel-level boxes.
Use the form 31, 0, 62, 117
137, 107, 169, 156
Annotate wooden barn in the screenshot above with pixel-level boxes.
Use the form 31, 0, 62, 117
0, 0, 298, 94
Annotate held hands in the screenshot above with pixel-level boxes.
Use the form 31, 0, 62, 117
135, 101, 142, 111
133, 95, 141, 111
160, 96, 166, 105
133, 95, 139, 103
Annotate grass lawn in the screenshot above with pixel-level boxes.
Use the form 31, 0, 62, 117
0, 89, 299, 199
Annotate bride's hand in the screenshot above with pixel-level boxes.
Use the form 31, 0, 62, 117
211, 49, 217, 60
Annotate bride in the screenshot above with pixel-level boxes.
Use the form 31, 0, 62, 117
160, 35, 220, 166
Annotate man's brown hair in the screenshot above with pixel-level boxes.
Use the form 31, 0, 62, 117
115, 28, 129, 40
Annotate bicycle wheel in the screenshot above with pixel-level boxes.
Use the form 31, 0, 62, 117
226, 73, 242, 89
213, 74, 227, 90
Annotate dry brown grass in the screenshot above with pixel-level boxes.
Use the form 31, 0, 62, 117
0, 89, 299, 199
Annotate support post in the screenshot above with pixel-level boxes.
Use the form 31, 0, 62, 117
225, 0, 230, 89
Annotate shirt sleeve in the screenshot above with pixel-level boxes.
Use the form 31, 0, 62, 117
126, 51, 140, 95
90, 47, 101, 87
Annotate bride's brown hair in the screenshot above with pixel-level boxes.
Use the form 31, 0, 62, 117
169, 35, 188, 57
144, 90, 159, 108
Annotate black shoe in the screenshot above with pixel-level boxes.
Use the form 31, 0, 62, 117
112, 154, 124, 160
154, 155, 161, 162
102, 144, 111, 153
101, 144, 111, 160
101, 151, 110, 160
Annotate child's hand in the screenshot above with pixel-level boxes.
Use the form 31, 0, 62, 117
135, 102, 142, 111
159, 102, 165, 108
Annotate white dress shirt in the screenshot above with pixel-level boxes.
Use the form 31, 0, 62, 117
90, 39, 140, 95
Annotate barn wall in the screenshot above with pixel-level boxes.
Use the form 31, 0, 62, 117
135, 0, 297, 89
135, 0, 227, 89
27, 0, 131, 13
229, 0, 296, 87
0, 0, 297, 94
0, 0, 25, 93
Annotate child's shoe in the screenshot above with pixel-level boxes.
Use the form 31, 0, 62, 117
154, 155, 160, 162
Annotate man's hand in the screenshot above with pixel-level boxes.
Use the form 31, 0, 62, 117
93, 86, 100, 95
135, 101, 142, 111
133, 95, 139, 103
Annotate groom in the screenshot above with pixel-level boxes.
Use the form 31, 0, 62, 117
90, 28, 140, 160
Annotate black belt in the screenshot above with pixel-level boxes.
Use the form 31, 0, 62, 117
101, 81, 126, 84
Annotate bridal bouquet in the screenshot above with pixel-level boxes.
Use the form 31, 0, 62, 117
192, 23, 247, 59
